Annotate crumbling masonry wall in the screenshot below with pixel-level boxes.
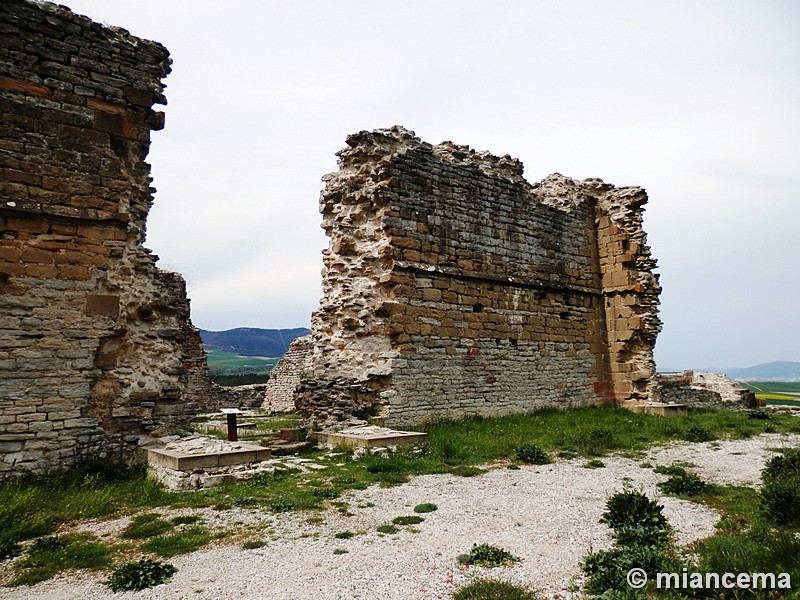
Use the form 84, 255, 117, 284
0, 0, 207, 476
658, 371, 757, 409
297, 127, 661, 427
262, 335, 311, 413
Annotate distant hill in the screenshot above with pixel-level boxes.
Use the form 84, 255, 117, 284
199, 327, 310, 358
717, 361, 800, 381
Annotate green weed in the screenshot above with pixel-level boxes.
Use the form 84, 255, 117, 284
121, 513, 175, 539
11, 534, 111, 586
141, 526, 214, 558
392, 515, 424, 525
376, 524, 399, 534
106, 558, 177, 592
414, 503, 438, 513
457, 543, 520, 568
452, 579, 537, 600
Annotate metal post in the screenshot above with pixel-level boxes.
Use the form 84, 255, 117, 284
226, 412, 238, 441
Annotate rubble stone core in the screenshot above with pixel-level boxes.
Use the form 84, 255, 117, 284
0, 0, 207, 476
297, 127, 662, 427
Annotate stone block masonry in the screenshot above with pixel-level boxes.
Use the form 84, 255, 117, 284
0, 0, 218, 477
297, 126, 662, 427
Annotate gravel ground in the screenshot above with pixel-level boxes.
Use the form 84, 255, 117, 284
4, 433, 798, 600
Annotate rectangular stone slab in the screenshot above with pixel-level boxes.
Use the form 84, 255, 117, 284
313, 430, 428, 448
146, 444, 271, 471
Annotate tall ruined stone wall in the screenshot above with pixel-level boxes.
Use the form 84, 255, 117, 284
297, 126, 661, 427
0, 0, 205, 476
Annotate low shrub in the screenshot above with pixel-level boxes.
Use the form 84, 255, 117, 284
761, 478, 800, 526
106, 558, 177, 592
761, 448, 800, 526
515, 444, 550, 465
600, 490, 669, 531
582, 490, 681, 597
241, 539, 265, 550
457, 543, 520, 568
762, 448, 800, 481
583, 459, 606, 469
658, 471, 713, 496
414, 503, 438, 513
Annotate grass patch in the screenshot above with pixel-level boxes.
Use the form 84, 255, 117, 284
333, 548, 349, 555
10, 533, 111, 586
334, 531, 355, 539
414, 503, 438, 513
141, 526, 215, 558
242, 539, 266, 550
452, 579, 538, 600
457, 543, 520, 568
376, 524, 399, 534
583, 459, 606, 469
1, 406, 797, 585
392, 515, 424, 525
121, 513, 175, 539
450, 465, 486, 477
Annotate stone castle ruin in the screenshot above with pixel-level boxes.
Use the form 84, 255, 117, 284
296, 127, 662, 427
0, 0, 210, 476
7, 0, 753, 477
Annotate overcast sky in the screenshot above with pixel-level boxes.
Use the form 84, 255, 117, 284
64, 1, 799, 370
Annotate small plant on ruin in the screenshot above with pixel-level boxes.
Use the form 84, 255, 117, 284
457, 543, 520, 568
392, 515, 424, 525
452, 578, 538, 600
106, 558, 177, 592
514, 443, 550, 465
414, 503, 438, 513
